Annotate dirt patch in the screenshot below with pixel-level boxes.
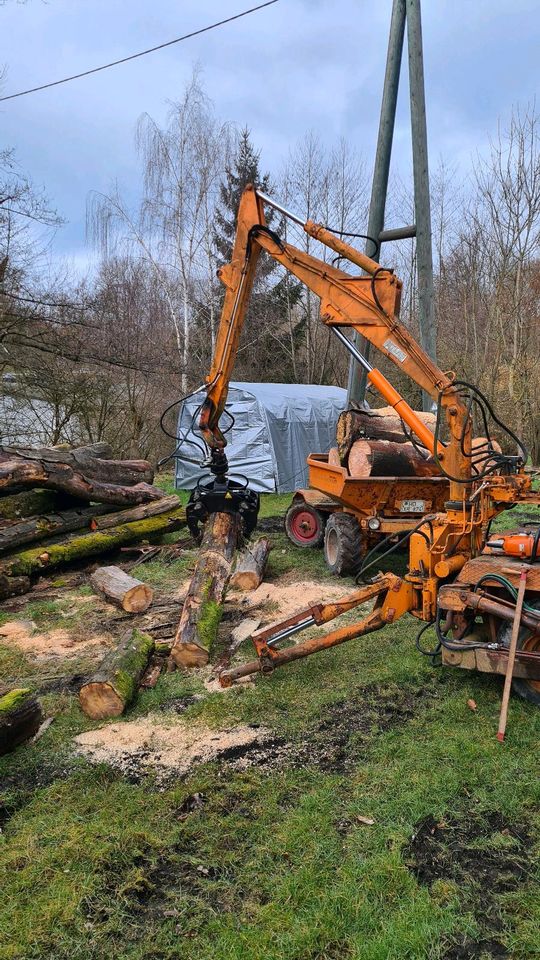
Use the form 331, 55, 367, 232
230, 579, 346, 622
74, 718, 273, 781
0, 619, 111, 659
405, 809, 533, 958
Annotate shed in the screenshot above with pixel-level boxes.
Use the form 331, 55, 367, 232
174, 381, 347, 494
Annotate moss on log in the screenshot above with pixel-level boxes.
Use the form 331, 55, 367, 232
79, 629, 155, 719
0, 688, 43, 755
0, 504, 113, 554
0, 490, 75, 520
170, 511, 240, 669
0, 505, 186, 580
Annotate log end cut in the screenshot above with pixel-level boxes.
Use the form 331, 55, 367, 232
78, 682, 125, 720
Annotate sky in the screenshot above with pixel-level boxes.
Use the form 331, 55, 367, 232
1, 0, 539, 278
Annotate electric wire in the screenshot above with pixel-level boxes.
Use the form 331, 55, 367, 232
0, 2, 279, 103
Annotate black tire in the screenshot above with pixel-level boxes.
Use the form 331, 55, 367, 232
324, 512, 362, 576
497, 598, 540, 706
285, 502, 325, 548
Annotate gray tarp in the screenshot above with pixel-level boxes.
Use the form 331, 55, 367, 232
174, 381, 347, 493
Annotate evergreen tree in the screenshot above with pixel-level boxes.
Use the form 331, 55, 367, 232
214, 127, 274, 264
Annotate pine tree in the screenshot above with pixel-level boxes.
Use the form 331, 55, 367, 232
214, 128, 274, 264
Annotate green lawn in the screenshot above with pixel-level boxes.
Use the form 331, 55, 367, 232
0, 492, 539, 960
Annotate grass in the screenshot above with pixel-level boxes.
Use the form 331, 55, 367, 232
0, 493, 539, 959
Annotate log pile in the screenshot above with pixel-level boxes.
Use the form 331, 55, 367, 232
0, 444, 185, 598
336, 406, 436, 467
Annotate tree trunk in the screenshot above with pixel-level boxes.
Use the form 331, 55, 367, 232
336, 407, 436, 464
170, 512, 240, 669
89, 495, 180, 530
0, 504, 114, 554
0, 443, 154, 484
79, 629, 155, 719
0, 689, 43, 755
347, 439, 438, 478
90, 565, 153, 612
0, 489, 85, 520
230, 537, 271, 591
0, 505, 185, 581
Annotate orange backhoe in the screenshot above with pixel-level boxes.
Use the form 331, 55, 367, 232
183, 185, 540, 704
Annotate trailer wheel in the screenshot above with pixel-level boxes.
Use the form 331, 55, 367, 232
324, 512, 362, 576
285, 502, 325, 548
498, 599, 540, 706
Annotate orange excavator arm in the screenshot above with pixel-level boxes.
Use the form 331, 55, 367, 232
198, 184, 471, 497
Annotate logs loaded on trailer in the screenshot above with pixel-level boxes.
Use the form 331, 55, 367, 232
79, 629, 155, 719
336, 406, 436, 466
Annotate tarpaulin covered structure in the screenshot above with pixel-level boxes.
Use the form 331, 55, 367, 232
174, 381, 347, 494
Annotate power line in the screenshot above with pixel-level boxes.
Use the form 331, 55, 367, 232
0, 1, 279, 103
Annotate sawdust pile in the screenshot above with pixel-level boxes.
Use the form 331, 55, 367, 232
0, 619, 110, 659
75, 718, 272, 779
231, 579, 345, 620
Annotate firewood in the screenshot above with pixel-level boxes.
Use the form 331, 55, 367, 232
0, 448, 161, 506
0, 688, 43, 755
170, 512, 240, 669
89, 495, 180, 530
347, 439, 439, 478
336, 407, 436, 464
230, 537, 271, 591
90, 565, 153, 612
0, 505, 185, 583
0, 504, 114, 554
79, 629, 155, 719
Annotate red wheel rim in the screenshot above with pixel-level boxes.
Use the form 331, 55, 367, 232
290, 509, 320, 544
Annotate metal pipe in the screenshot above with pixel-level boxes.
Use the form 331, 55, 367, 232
379, 224, 416, 242
332, 327, 374, 373
256, 190, 305, 227
266, 616, 315, 648
347, 0, 407, 405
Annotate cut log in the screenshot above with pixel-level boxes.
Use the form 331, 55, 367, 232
0, 489, 82, 520
170, 512, 240, 669
0, 443, 153, 485
0, 574, 31, 601
0, 448, 161, 506
0, 688, 43, 755
79, 629, 155, 719
0, 505, 185, 581
89, 495, 180, 530
0, 504, 114, 554
336, 407, 436, 465
90, 565, 153, 612
230, 537, 271, 591
347, 439, 439, 478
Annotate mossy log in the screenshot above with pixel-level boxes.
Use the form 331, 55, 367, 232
79, 629, 154, 719
0, 688, 43, 755
230, 537, 271, 591
0, 489, 83, 520
90, 495, 180, 530
90, 565, 153, 612
0, 505, 186, 582
0, 504, 114, 554
170, 512, 240, 669
347, 439, 438, 478
336, 407, 436, 465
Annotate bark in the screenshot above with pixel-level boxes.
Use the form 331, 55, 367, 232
0, 574, 31, 600
90, 495, 180, 530
79, 629, 155, 719
230, 537, 271, 591
90, 565, 153, 612
336, 407, 436, 465
170, 512, 240, 669
0, 505, 185, 581
0, 456, 163, 506
0, 504, 113, 554
347, 439, 439, 478
0, 689, 43, 755
0, 489, 81, 520
0, 443, 153, 485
